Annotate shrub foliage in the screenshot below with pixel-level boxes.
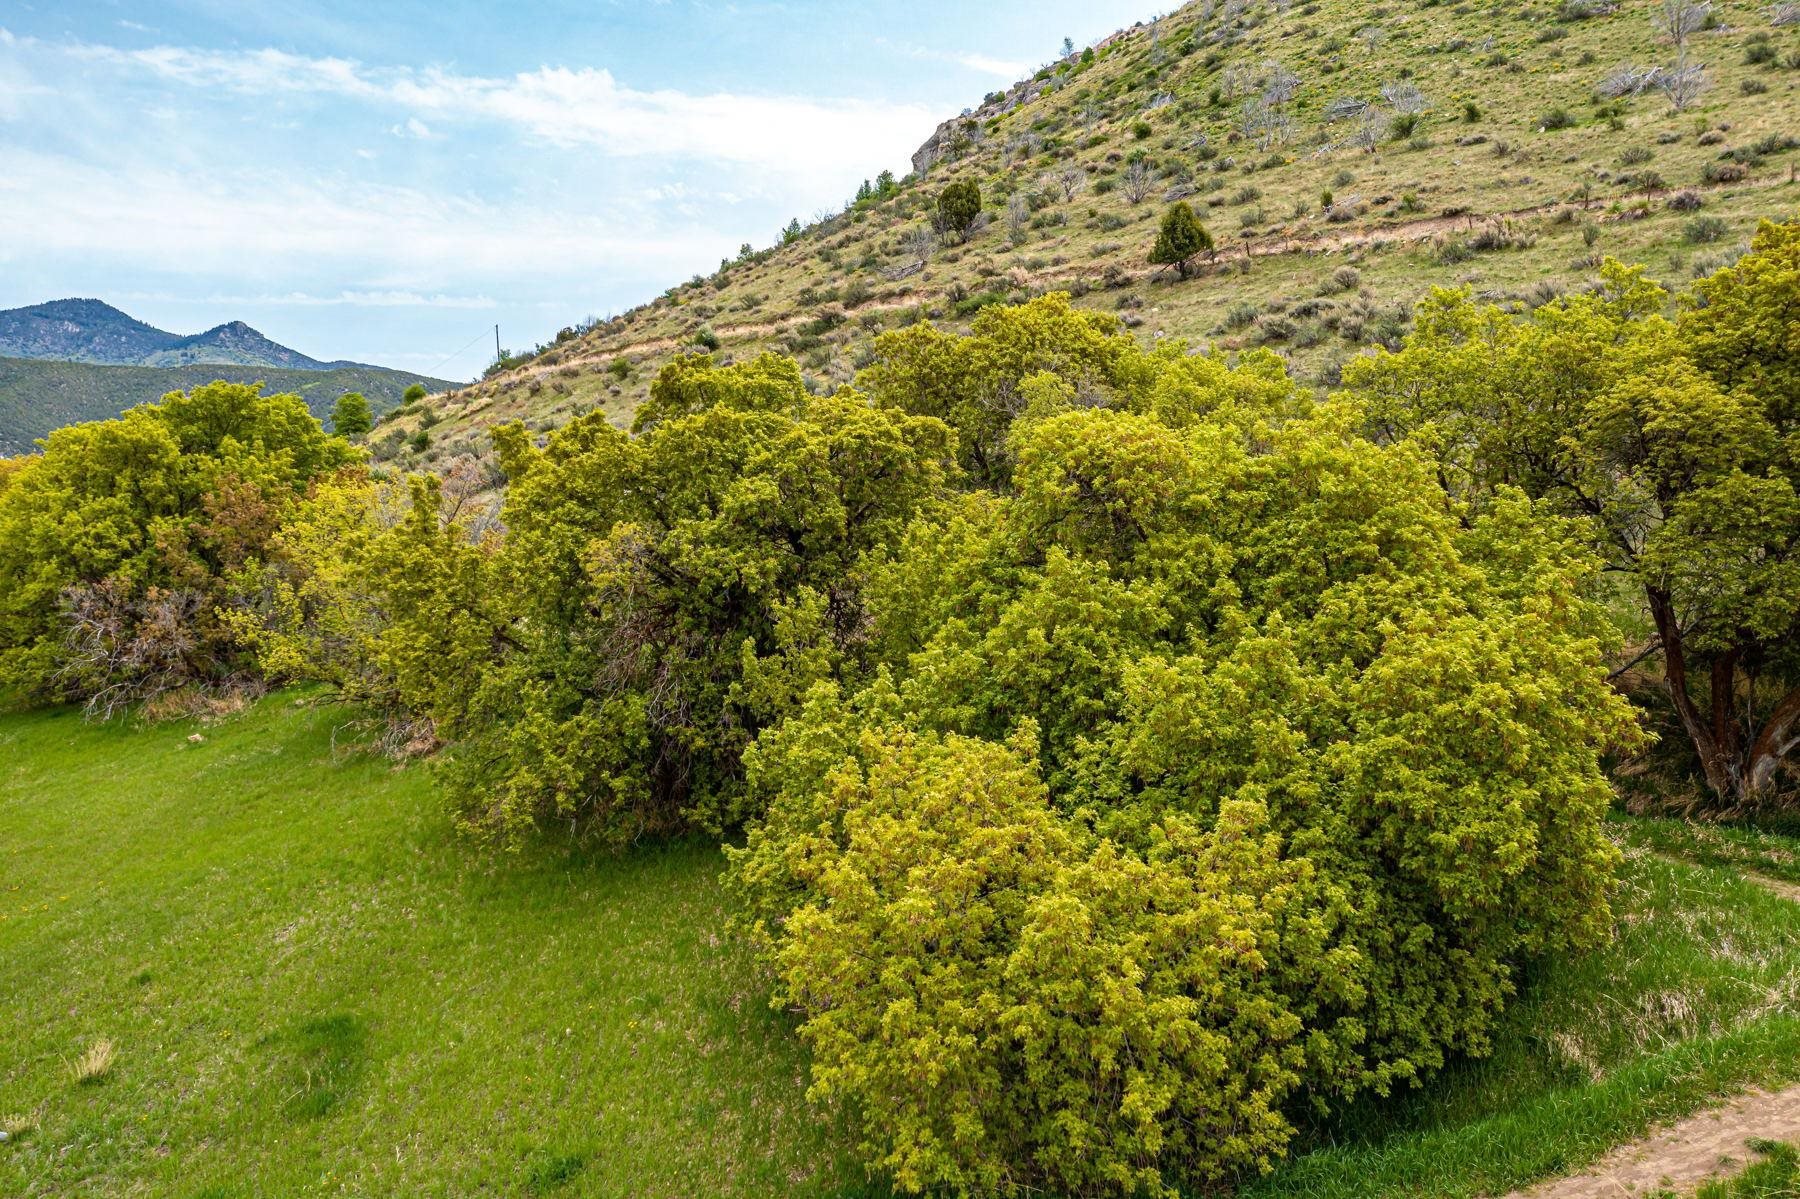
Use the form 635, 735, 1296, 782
1345, 222, 1800, 805
727, 297, 1639, 1194
54, 222, 1800, 1195
0, 381, 352, 712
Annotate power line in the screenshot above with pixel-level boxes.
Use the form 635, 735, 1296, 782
423, 326, 495, 381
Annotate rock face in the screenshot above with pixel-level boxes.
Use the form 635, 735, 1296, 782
907, 25, 1145, 177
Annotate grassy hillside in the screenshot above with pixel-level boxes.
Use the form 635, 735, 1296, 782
376, 0, 1800, 470
0, 696, 865, 1197
0, 358, 456, 455
4, 695, 1800, 1197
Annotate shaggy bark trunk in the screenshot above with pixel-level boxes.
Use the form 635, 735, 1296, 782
1748, 685, 1800, 795
1648, 585, 1799, 802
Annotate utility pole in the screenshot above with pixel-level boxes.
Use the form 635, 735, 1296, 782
494, 324, 501, 362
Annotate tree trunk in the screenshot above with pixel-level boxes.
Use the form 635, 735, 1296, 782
1648, 585, 1799, 802
1647, 587, 1734, 798
1748, 685, 1800, 795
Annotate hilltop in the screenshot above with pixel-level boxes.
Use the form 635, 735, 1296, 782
0, 300, 457, 453
378, 0, 1800, 468
0, 299, 346, 370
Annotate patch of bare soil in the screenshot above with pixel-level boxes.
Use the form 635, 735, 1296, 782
1505, 1086, 1800, 1198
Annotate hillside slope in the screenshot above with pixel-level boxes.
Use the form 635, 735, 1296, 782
0, 357, 456, 455
382, 0, 1800, 469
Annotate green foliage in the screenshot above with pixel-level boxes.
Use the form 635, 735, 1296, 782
1149, 200, 1214, 277
402, 382, 428, 404
1343, 219, 1800, 803
253, 353, 952, 846
330, 391, 373, 439
0, 381, 352, 710
937, 179, 984, 242
732, 316, 1637, 1195
229, 468, 501, 748
856, 293, 1159, 486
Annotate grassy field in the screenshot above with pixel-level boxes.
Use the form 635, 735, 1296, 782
4, 695, 1800, 1197
0, 696, 867, 1198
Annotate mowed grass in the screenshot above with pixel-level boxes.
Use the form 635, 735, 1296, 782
0, 695, 871, 1198
4, 693, 1800, 1197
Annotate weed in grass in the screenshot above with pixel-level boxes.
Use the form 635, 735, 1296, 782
69, 1038, 114, 1085
266, 1012, 368, 1120
525, 1147, 590, 1193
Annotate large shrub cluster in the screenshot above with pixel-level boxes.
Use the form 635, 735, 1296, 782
0, 381, 352, 713
213, 293, 1648, 1194
29, 225, 1796, 1195
728, 300, 1637, 1193
240, 352, 952, 844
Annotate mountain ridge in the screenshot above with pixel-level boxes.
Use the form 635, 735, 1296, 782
0, 298, 370, 372
0, 355, 459, 455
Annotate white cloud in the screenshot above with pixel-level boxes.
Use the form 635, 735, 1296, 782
391, 116, 433, 139
0, 147, 734, 284
54, 36, 933, 185
880, 39, 1031, 80
117, 289, 499, 310
950, 52, 1032, 78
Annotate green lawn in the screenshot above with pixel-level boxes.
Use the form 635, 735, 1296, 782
0, 696, 869, 1198
1248, 839, 1800, 1198
4, 694, 1799, 1197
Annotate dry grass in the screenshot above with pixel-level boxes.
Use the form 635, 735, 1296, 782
67, 1038, 115, 1086
374, 0, 1800, 470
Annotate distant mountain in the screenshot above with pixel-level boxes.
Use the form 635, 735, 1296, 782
0, 298, 382, 372
0, 299, 182, 366
0, 356, 458, 455
0, 298, 462, 453
144, 320, 331, 370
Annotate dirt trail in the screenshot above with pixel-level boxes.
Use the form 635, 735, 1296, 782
485, 173, 1796, 390
1505, 1086, 1800, 1199
1504, 858, 1800, 1198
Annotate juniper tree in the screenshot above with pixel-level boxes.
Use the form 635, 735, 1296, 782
1150, 201, 1214, 277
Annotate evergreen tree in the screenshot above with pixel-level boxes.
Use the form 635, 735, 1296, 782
937, 179, 983, 243
1149, 201, 1214, 277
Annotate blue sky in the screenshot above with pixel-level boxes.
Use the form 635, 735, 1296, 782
0, 1, 1158, 381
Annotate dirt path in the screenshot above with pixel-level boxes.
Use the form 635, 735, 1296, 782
500, 172, 1797, 388
1504, 856, 1800, 1198
1742, 871, 1800, 904
1505, 1086, 1800, 1199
